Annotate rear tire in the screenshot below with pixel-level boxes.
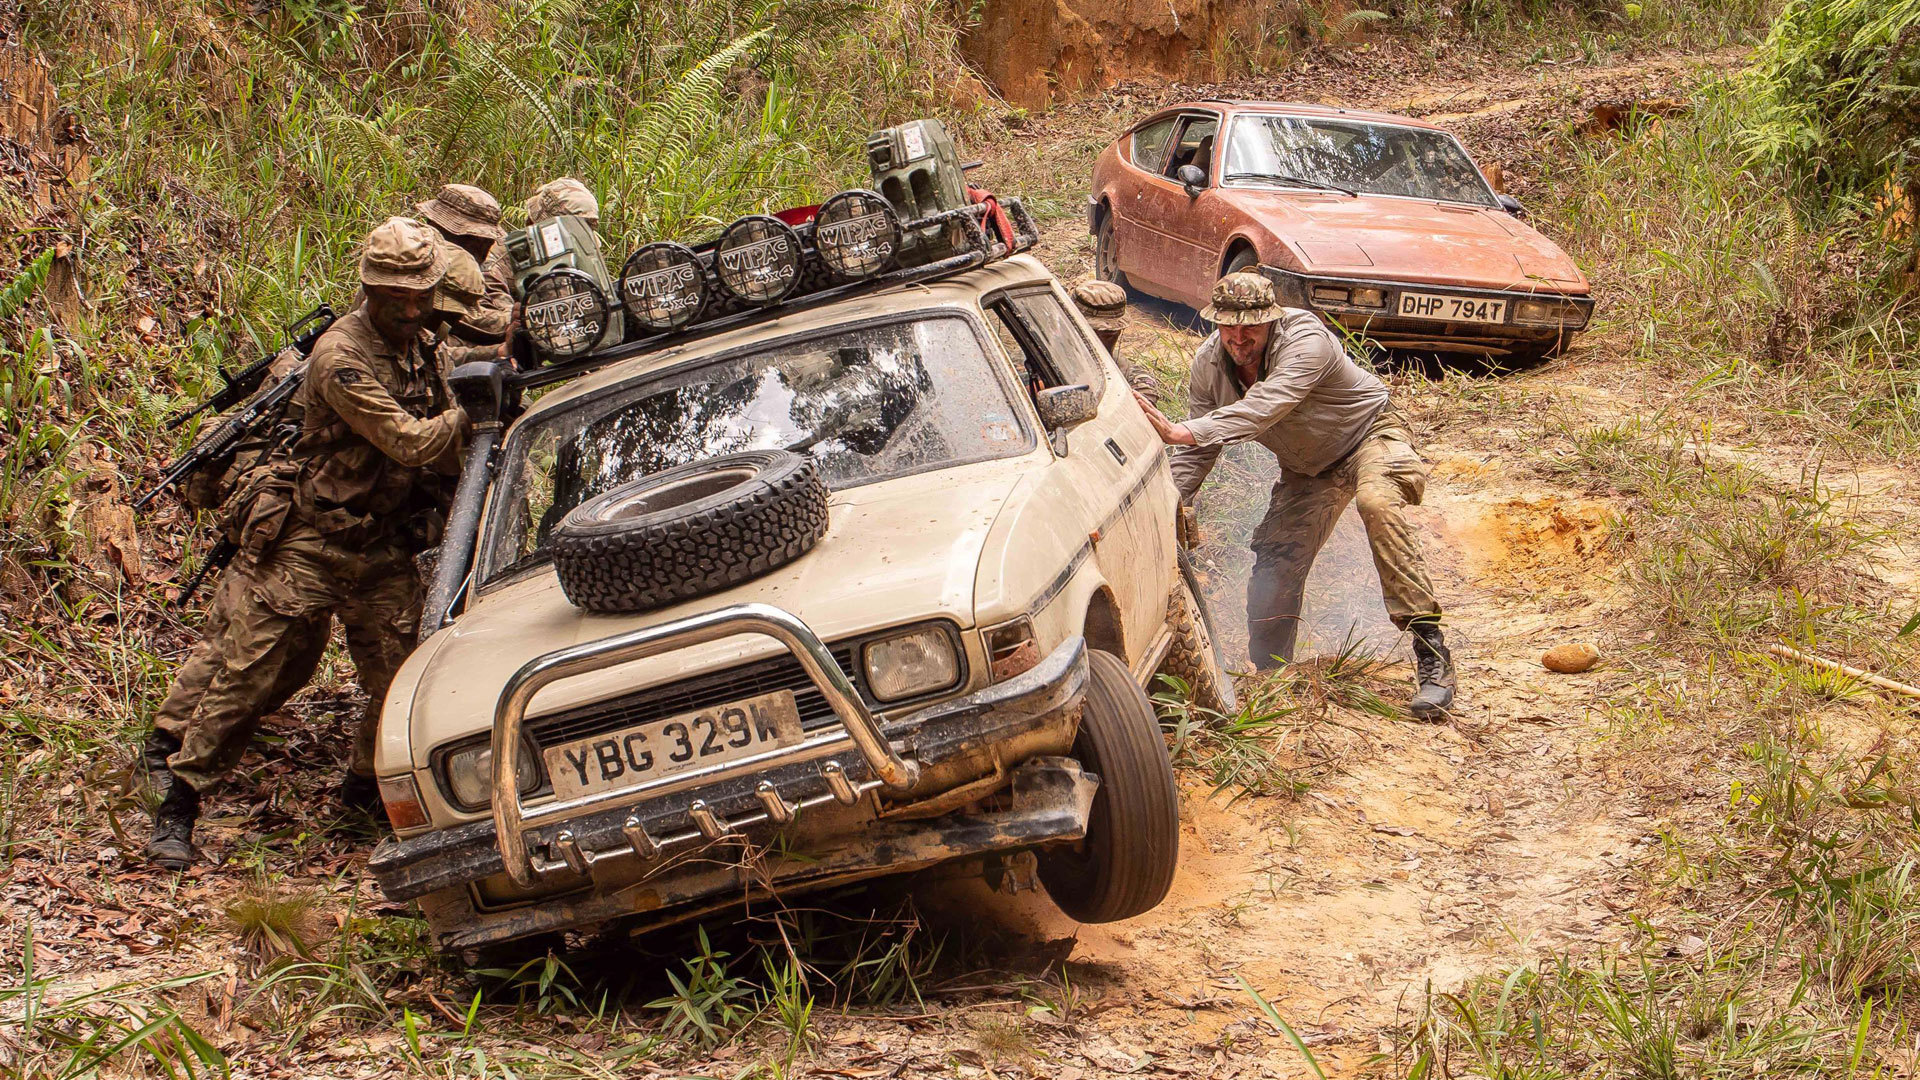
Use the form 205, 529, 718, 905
1094, 212, 1128, 289
1037, 649, 1180, 923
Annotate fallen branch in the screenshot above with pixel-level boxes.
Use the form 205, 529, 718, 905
1765, 644, 1920, 701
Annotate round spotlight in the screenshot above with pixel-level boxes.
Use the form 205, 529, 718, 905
713, 215, 802, 304
813, 189, 901, 280
521, 268, 610, 362
620, 243, 707, 332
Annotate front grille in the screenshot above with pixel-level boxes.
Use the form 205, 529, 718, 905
526, 646, 862, 749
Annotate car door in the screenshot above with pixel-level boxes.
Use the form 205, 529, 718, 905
1107, 114, 1177, 285
984, 286, 1171, 664
1129, 111, 1223, 304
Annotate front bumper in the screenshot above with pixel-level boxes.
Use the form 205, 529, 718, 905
369, 629, 1091, 948
1260, 265, 1593, 354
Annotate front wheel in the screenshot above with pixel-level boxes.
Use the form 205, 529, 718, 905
1037, 649, 1180, 923
1161, 548, 1239, 715
1223, 246, 1259, 277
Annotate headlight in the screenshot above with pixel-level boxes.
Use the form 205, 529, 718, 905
1349, 287, 1387, 308
440, 737, 541, 811
1512, 298, 1589, 328
1309, 285, 1349, 306
863, 625, 962, 702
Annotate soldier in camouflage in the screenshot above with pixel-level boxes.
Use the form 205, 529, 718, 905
1071, 279, 1161, 405
1132, 270, 1456, 720
415, 184, 513, 345
144, 218, 472, 869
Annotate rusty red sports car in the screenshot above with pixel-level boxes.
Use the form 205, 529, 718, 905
1089, 100, 1593, 361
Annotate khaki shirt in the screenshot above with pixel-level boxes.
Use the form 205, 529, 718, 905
292, 307, 467, 535
1170, 309, 1389, 499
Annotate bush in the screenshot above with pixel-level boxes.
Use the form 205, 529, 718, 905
1745, 0, 1920, 202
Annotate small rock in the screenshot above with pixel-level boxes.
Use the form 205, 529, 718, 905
1542, 642, 1601, 673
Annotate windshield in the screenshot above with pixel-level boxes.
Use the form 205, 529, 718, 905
481, 315, 1033, 583
1223, 115, 1496, 207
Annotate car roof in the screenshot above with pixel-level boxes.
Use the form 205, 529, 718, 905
1136, 100, 1448, 133
518, 254, 1058, 422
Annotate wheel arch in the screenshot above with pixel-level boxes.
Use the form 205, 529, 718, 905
1082, 584, 1126, 659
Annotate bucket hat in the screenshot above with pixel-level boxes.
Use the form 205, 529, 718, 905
1071, 279, 1128, 331
432, 242, 485, 319
525, 177, 600, 224
1200, 270, 1284, 326
416, 183, 506, 242
359, 217, 447, 291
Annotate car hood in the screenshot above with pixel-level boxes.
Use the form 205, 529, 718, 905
1240, 191, 1588, 292
396, 458, 1031, 761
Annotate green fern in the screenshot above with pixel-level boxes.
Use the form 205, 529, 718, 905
0, 248, 54, 323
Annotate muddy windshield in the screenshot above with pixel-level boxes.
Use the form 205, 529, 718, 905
480, 315, 1033, 583
1223, 115, 1496, 207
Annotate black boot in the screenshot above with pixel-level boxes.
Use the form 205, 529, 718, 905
145, 778, 200, 870
142, 730, 181, 800
339, 771, 382, 816
1409, 620, 1456, 721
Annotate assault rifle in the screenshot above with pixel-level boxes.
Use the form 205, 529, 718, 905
163, 304, 335, 432
133, 367, 306, 514
134, 305, 334, 514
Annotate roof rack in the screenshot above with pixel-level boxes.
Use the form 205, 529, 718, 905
510, 196, 1040, 392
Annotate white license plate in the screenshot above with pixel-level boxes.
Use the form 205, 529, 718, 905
1397, 292, 1507, 324
544, 690, 805, 800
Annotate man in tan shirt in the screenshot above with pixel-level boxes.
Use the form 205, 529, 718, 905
1134, 271, 1454, 719
145, 218, 471, 868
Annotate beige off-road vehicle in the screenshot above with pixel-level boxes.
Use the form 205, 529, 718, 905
367, 128, 1236, 960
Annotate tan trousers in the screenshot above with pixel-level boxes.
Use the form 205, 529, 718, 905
153, 522, 421, 791
1247, 413, 1440, 668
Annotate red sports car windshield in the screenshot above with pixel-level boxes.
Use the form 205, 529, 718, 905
1222, 115, 1496, 208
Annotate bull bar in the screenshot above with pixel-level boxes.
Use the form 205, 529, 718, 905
490, 602, 922, 887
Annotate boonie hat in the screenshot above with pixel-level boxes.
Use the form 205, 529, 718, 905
525, 177, 600, 224
432, 242, 485, 319
359, 217, 447, 291
416, 183, 506, 242
1071, 279, 1128, 331
1201, 270, 1285, 326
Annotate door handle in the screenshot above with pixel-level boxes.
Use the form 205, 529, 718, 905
1104, 438, 1128, 465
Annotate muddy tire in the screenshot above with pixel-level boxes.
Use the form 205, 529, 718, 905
550, 450, 829, 613
1160, 550, 1239, 715
1094, 212, 1128, 289
1038, 648, 1180, 923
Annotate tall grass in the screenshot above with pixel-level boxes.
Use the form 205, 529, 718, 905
1537, 77, 1920, 451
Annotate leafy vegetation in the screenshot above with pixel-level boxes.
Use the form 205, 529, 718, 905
1746, 0, 1920, 202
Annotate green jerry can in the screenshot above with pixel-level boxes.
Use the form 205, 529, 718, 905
866, 118, 970, 265
504, 213, 625, 349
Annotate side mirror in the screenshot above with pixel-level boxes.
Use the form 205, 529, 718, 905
448, 360, 507, 424
1035, 384, 1098, 432
1176, 164, 1207, 197
1496, 193, 1526, 217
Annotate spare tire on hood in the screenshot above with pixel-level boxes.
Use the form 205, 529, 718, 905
550, 450, 829, 613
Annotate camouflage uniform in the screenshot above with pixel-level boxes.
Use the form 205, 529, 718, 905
416, 184, 513, 344
1071, 279, 1161, 405
155, 221, 468, 796
1165, 274, 1445, 694
431, 243, 510, 369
